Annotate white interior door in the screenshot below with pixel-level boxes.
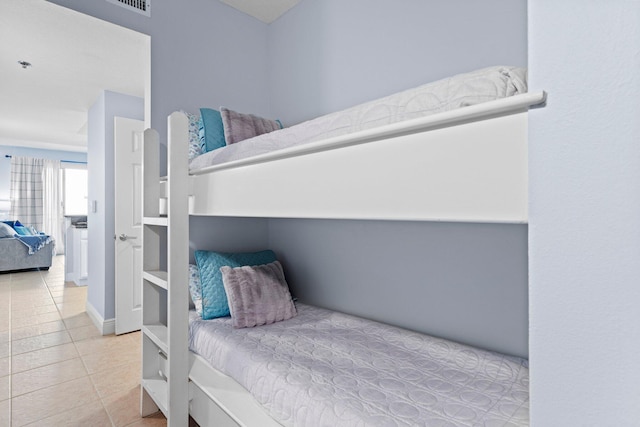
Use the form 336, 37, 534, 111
114, 117, 145, 335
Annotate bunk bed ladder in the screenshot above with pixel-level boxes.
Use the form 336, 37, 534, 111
140, 114, 190, 426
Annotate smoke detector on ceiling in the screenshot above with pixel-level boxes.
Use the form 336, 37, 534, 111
106, 0, 151, 17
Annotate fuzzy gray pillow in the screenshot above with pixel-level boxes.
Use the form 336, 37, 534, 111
220, 107, 282, 145
220, 260, 296, 328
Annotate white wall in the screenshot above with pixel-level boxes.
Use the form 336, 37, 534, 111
87, 91, 143, 321
268, 0, 527, 125
528, 1, 640, 424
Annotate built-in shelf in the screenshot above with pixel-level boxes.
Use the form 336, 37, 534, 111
143, 216, 168, 226
142, 324, 168, 354
141, 120, 189, 423
143, 270, 168, 289
142, 379, 168, 418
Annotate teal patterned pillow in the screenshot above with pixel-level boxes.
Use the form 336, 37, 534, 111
183, 111, 203, 160
188, 264, 203, 317
194, 249, 277, 320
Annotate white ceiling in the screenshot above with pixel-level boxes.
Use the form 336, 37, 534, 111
0, 0, 148, 153
220, 0, 300, 24
0, 0, 295, 154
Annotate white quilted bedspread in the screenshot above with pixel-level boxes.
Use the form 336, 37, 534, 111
190, 66, 526, 171
189, 304, 529, 427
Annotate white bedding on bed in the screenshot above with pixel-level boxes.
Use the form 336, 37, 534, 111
189, 304, 529, 427
189, 66, 527, 172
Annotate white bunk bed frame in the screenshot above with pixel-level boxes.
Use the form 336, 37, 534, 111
141, 91, 546, 426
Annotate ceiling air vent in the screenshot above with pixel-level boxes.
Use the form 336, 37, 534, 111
106, 0, 150, 17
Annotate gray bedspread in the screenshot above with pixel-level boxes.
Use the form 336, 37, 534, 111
189, 304, 529, 427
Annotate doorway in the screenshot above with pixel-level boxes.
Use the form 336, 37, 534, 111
0, 0, 151, 333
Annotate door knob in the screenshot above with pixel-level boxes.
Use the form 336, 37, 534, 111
118, 233, 137, 241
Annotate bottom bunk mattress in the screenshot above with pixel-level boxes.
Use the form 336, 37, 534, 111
189, 304, 529, 427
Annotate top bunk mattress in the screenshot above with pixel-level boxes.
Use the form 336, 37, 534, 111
189, 303, 529, 427
189, 65, 527, 172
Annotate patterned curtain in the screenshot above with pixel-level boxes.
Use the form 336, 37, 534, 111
42, 159, 62, 254
9, 156, 45, 230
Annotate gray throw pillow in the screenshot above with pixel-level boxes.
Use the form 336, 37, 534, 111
220, 260, 296, 328
220, 107, 282, 145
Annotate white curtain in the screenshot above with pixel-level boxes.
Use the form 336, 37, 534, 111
9, 157, 63, 254
9, 156, 44, 230
42, 159, 62, 254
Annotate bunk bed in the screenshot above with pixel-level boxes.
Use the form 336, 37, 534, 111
141, 66, 546, 426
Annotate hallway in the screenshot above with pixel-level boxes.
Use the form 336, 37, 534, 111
0, 256, 165, 426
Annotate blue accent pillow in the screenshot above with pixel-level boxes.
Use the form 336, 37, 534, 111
199, 108, 226, 153
13, 225, 32, 236
2, 220, 23, 229
194, 249, 277, 320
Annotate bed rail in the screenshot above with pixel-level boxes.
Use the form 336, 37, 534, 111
181, 92, 545, 223
192, 91, 546, 176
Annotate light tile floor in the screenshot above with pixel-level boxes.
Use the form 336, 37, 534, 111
0, 256, 167, 427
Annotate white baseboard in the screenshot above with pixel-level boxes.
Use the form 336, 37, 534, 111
85, 301, 116, 335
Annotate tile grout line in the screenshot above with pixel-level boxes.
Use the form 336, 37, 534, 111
47, 262, 117, 427
7, 258, 160, 426
9, 262, 91, 427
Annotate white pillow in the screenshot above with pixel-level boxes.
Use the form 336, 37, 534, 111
0, 223, 15, 238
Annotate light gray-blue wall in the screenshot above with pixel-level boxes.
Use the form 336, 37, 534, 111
87, 90, 143, 321
264, 0, 529, 358
528, 1, 640, 424
268, 0, 527, 125
269, 219, 528, 357
87, 93, 106, 319
189, 216, 268, 264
